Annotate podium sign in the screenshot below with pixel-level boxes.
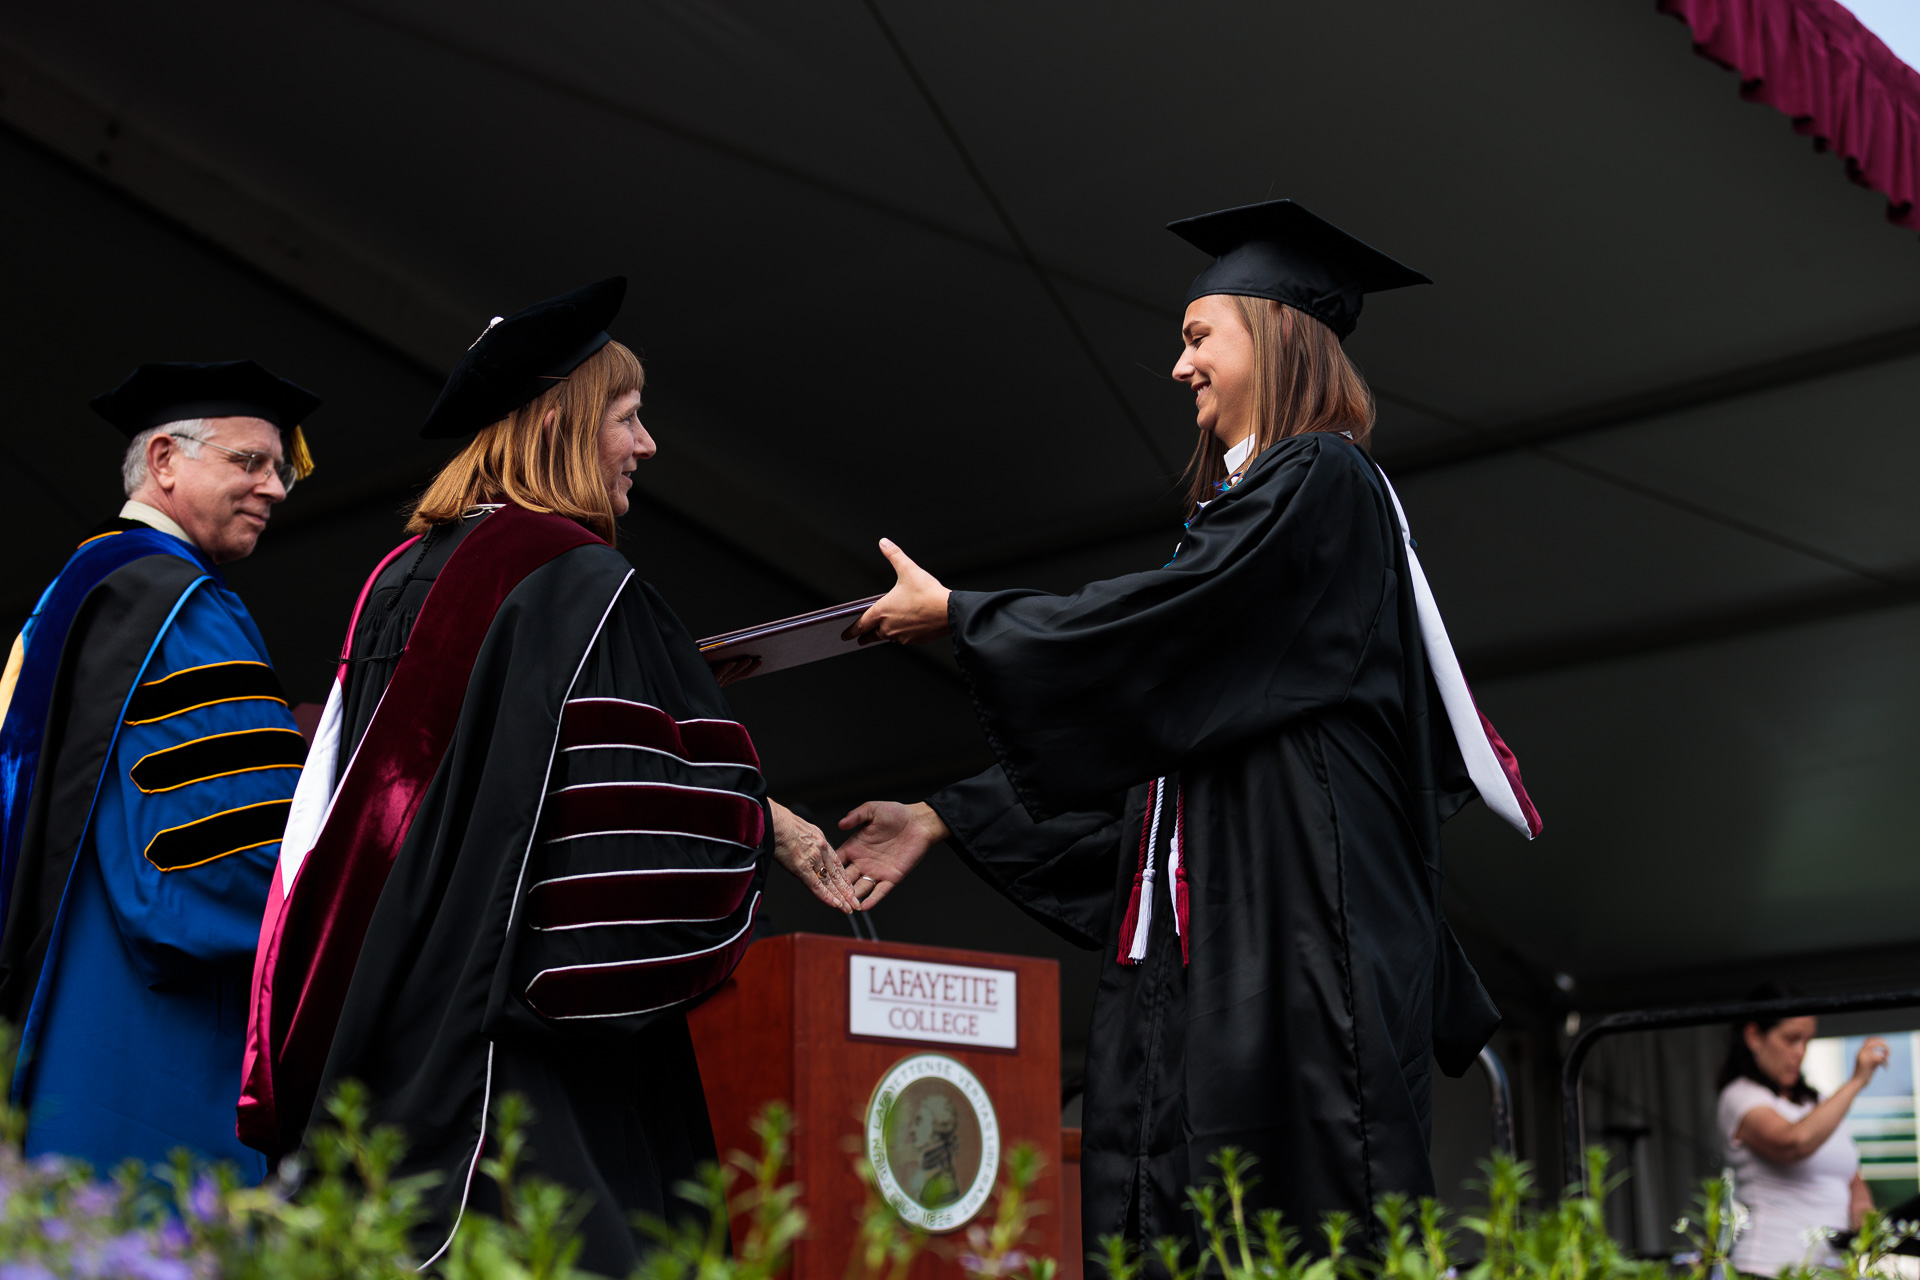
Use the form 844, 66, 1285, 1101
848, 953, 1018, 1049
689, 934, 1062, 1279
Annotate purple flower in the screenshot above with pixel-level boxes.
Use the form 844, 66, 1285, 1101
0, 1263, 59, 1280
70, 1183, 117, 1218
95, 1235, 193, 1280
186, 1175, 220, 1223
43, 1218, 72, 1242
128, 1259, 192, 1280
159, 1218, 192, 1252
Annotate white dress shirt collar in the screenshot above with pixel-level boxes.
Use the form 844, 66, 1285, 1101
120, 500, 194, 546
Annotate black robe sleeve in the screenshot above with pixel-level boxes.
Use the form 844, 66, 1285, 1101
1431, 921, 1502, 1077
925, 765, 1128, 951
949, 433, 1395, 819
490, 574, 770, 1037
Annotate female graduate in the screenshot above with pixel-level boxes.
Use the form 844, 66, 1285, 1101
240, 278, 858, 1274
838, 202, 1541, 1251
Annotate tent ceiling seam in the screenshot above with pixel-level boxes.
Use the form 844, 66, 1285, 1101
1388, 319, 1920, 478
1377, 377, 1918, 591
314, 1, 1179, 322
854, 0, 1174, 478
1464, 568, 1920, 681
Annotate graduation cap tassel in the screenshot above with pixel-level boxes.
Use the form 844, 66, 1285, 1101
287, 425, 316, 481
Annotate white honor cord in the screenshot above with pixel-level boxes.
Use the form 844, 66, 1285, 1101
1371, 465, 1534, 839
1126, 777, 1166, 961
1167, 800, 1183, 938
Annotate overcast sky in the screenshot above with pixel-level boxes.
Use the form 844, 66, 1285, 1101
1840, 0, 1920, 70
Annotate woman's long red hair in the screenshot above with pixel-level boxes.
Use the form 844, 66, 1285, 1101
407, 340, 643, 544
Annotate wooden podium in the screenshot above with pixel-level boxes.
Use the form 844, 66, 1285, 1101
689, 933, 1062, 1279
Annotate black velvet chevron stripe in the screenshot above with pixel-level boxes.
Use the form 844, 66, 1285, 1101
130, 727, 308, 793
144, 799, 294, 871
124, 661, 287, 725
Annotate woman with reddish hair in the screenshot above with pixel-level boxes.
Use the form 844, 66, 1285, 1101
240, 278, 855, 1273
839, 202, 1541, 1251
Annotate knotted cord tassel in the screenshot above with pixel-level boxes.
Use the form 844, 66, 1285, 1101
1116, 778, 1161, 965
1172, 786, 1190, 967
1116, 877, 1144, 968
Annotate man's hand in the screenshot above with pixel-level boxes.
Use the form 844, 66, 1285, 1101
842, 540, 952, 646
836, 800, 950, 909
770, 800, 860, 913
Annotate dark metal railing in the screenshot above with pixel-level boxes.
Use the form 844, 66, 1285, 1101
1479, 1044, 1517, 1159
1560, 987, 1920, 1190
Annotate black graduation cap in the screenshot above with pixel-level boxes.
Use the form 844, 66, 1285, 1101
91, 360, 321, 437
92, 359, 321, 478
1166, 200, 1429, 341
421, 277, 627, 439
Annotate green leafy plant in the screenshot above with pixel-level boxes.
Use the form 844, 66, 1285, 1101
958, 1141, 1055, 1280
8, 1004, 1918, 1280
1670, 1171, 1737, 1280
1833, 1205, 1920, 1280
1097, 1149, 1359, 1280
632, 1101, 808, 1280
439, 1094, 594, 1280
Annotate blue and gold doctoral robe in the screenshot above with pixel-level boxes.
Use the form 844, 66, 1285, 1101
0, 518, 301, 1179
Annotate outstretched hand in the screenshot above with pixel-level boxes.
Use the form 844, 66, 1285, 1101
836, 800, 950, 909
770, 799, 861, 913
843, 540, 953, 646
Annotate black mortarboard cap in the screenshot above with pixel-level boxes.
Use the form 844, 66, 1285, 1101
90, 360, 321, 438
1167, 199, 1429, 341
421, 277, 627, 439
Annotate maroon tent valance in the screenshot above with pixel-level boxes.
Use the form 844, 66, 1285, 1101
1661, 0, 1920, 230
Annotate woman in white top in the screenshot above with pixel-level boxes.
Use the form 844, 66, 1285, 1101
1716, 999, 1889, 1275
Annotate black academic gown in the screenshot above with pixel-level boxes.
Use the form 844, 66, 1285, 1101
924, 432, 1500, 1252
316, 514, 769, 1275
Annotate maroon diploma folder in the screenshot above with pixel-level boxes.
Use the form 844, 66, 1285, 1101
697, 595, 884, 681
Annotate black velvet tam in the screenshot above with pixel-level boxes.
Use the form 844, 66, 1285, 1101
1167, 199, 1429, 341
89, 360, 321, 437
421, 277, 627, 439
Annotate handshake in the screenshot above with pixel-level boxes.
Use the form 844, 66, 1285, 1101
767, 798, 951, 915
734, 536, 962, 914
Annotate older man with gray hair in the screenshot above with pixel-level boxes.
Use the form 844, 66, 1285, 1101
0, 360, 317, 1182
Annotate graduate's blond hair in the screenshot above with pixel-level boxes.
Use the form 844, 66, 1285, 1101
1182, 299, 1375, 516
407, 340, 643, 544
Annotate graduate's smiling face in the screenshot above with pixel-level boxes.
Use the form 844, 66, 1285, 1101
148, 416, 288, 564
597, 388, 655, 518
1172, 295, 1257, 448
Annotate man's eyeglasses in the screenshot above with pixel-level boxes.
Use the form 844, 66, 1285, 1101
173, 433, 298, 492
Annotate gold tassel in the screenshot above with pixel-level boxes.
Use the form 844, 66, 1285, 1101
288, 425, 316, 480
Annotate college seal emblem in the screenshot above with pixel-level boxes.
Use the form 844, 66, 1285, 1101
864, 1053, 1001, 1232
